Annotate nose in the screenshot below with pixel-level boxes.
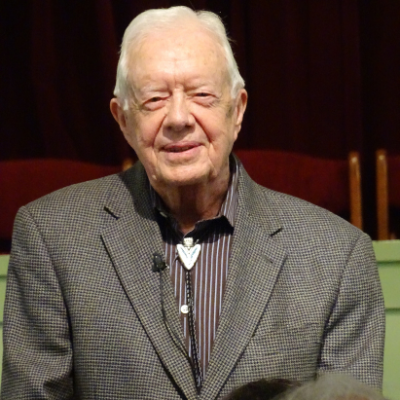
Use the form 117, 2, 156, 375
164, 92, 194, 132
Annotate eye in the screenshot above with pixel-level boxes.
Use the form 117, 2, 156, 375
142, 96, 167, 111
193, 92, 216, 107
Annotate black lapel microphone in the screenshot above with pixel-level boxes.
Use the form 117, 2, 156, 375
152, 253, 167, 272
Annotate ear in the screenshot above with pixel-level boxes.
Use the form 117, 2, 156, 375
233, 89, 248, 140
110, 98, 138, 152
110, 98, 128, 131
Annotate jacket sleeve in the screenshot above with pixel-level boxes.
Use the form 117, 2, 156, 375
1, 206, 74, 399
317, 231, 385, 388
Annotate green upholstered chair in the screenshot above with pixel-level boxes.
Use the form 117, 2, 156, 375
373, 240, 400, 399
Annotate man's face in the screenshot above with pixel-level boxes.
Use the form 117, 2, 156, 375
111, 24, 247, 189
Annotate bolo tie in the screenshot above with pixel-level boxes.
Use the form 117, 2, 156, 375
176, 237, 203, 390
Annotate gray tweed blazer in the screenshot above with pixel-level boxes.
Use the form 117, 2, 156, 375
1, 161, 385, 400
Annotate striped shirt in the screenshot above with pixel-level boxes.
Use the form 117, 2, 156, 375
151, 158, 239, 378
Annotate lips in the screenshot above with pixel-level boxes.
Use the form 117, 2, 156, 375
168, 146, 194, 153
163, 142, 200, 153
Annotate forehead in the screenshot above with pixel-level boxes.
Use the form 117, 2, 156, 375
126, 25, 229, 88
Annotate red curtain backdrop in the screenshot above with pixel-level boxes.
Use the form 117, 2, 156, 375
1, 0, 399, 237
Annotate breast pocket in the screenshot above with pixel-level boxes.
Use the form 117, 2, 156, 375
236, 323, 323, 381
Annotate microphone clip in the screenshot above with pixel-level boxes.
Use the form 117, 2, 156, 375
152, 253, 167, 272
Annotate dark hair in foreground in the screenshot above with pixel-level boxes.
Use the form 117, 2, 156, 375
223, 375, 388, 400
282, 374, 388, 400
223, 378, 300, 400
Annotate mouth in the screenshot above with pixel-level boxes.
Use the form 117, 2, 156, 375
163, 142, 200, 153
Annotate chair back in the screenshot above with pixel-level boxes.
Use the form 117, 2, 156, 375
234, 149, 362, 229
0, 159, 120, 249
376, 150, 400, 239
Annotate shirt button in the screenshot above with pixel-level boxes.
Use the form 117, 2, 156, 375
181, 305, 189, 314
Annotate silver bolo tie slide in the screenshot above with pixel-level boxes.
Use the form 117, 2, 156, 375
177, 237, 201, 271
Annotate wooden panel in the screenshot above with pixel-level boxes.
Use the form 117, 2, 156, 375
374, 240, 400, 308
373, 240, 400, 400
376, 150, 389, 240
0, 326, 3, 388
0, 255, 8, 386
348, 151, 363, 230
0, 325, 2, 387
0, 255, 9, 275
379, 266, 400, 309
0, 255, 9, 325
382, 311, 400, 399
373, 240, 400, 262
0, 279, 6, 324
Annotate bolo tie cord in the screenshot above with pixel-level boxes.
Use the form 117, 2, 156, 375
157, 264, 202, 393
185, 268, 203, 390
158, 221, 207, 392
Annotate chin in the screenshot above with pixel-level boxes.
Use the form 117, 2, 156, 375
159, 166, 212, 188
165, 174, 207, 188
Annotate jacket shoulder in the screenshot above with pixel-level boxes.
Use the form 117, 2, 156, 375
242, 173, 365, 250
23, 172, 125, 217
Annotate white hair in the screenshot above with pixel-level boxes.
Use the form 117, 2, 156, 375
113, 6, 245, 110
282, 374, 387, 400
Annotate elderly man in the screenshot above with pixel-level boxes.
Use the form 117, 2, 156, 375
2, 6, 384, 400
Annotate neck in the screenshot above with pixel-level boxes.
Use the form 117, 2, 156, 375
154, 171, 231, 235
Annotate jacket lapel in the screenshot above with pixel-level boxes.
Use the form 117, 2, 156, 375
101, 165, 198, 399
200, 168, 287, 400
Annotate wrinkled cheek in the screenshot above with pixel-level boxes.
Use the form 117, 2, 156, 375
211, 130, 235, 151
131, 130, 157, 153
